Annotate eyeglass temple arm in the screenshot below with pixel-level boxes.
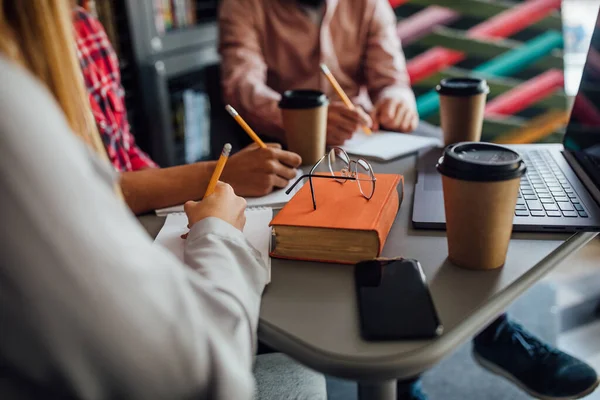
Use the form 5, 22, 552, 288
285, 174, 358, 195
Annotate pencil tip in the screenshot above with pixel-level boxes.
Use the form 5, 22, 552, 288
319, 63, 329, 74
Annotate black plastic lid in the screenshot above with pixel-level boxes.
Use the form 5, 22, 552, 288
279, 90, 329, 109
436, 142, 527, 182
436, 78, 490, 97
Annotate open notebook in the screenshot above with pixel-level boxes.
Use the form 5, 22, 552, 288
156, 170, 303, 216
341, 130, 441, 162
154, 208, 273, 282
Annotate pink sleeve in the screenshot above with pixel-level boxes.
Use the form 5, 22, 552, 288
218, 0, 285, 142
364, 0, 416, 108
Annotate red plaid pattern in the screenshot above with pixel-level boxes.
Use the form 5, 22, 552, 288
74, 7, 157, 172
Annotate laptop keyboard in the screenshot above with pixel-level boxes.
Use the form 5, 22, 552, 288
516, 150, 588, 218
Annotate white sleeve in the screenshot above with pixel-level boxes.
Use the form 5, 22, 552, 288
0, 57, 268, 400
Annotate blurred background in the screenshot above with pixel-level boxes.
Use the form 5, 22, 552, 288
78, 0, 600, 166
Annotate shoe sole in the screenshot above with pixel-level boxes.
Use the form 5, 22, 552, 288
473, 351, 600, 400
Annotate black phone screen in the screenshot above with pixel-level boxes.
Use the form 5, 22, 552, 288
355, 258, 443, 340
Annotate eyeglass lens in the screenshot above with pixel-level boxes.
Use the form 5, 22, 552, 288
328, 147, 350, 183
356, 158, 375, 199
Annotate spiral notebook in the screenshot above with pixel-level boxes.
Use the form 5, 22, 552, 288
154, 208, 273, 282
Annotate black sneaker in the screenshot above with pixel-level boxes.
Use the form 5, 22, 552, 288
473, 318, 599, 400
397, 379, 428, 400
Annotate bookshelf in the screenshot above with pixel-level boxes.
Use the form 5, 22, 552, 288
89, 0, 220, 167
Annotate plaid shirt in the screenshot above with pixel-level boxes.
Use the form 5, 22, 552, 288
74, 7, 157, 172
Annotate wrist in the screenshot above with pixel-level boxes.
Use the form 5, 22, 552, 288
193, 160, 218, 199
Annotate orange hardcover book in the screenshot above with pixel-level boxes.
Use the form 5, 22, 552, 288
270, 173, 403, 264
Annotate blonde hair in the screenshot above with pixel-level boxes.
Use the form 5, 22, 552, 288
0, 0, 122, 196
0, 0, 110, 158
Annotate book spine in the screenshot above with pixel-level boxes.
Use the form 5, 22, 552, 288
373, 176, 402, 255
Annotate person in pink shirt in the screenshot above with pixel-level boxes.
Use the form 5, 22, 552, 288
219, 0, 419, 146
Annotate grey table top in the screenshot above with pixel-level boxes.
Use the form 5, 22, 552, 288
139, 151, 597, 383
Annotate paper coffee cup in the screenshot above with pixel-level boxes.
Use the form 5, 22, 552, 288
437, 78, 490, 146
437, 142, 527, 270
279, 90, 329, 165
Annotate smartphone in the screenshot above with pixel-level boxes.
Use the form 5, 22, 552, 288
355, 258, 443, 341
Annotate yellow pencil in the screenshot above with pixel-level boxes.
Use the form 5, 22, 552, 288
225, 105, 267, 148
204, 143, 232, 198
319, 63, 372, 135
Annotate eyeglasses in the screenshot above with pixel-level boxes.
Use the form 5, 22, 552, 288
286, 147, 376, 210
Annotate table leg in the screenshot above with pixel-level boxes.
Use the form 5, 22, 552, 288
357, 380, 396, 400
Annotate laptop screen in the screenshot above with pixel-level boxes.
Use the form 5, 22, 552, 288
564, 10, 600, 187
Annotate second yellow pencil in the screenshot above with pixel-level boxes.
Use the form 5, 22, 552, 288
319, 63, 372, 135
225, 105, 267, 148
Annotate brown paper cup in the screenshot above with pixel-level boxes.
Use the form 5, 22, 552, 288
281, 105, 328, 165
441, 175, 520, 270
439, 93, 487, 146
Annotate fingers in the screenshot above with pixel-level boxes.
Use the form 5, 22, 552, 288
370, 109, 380, 132
331, 115, 360, 135
254, 147, 300, 178
396, 105, 418, 132
271, 148, 302, 169
183, 200, 198, 214
328, 110, 360, 140
330, 101, 369, 127
375, 98, 394, 127
213, 181, 233, 194
270, 174, 289, 189
236, 212, 247, 232
356, 107, 373, 128
265, 158, 298, 181
375, 98, 419, 133
408, 113, 419, 131
337, 107, 369, 126
327, 125, 353, 146
241, 143, 260, 152
385, 100, 396, 122
395, 105, 409, 130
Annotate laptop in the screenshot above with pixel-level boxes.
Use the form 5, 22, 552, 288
412, 14, 600, 233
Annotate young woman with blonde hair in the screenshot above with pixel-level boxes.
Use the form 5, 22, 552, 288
0, 1, 272, 398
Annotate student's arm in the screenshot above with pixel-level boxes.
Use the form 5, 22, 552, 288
363, 0, 418, 132
120, 143, 302, 215
0, 57, 267, 400
119, 162, 216, 215
218, 0, 286, 141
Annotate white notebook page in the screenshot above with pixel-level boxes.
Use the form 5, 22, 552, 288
154, 208, 273, 282
341, 130, 441, 161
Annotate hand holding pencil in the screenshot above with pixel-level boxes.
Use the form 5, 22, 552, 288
182, 143, 245, 238
320, 63, 372, 136
184, 181, 247, 234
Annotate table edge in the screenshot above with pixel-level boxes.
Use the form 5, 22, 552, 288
258, 232, 598, 381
